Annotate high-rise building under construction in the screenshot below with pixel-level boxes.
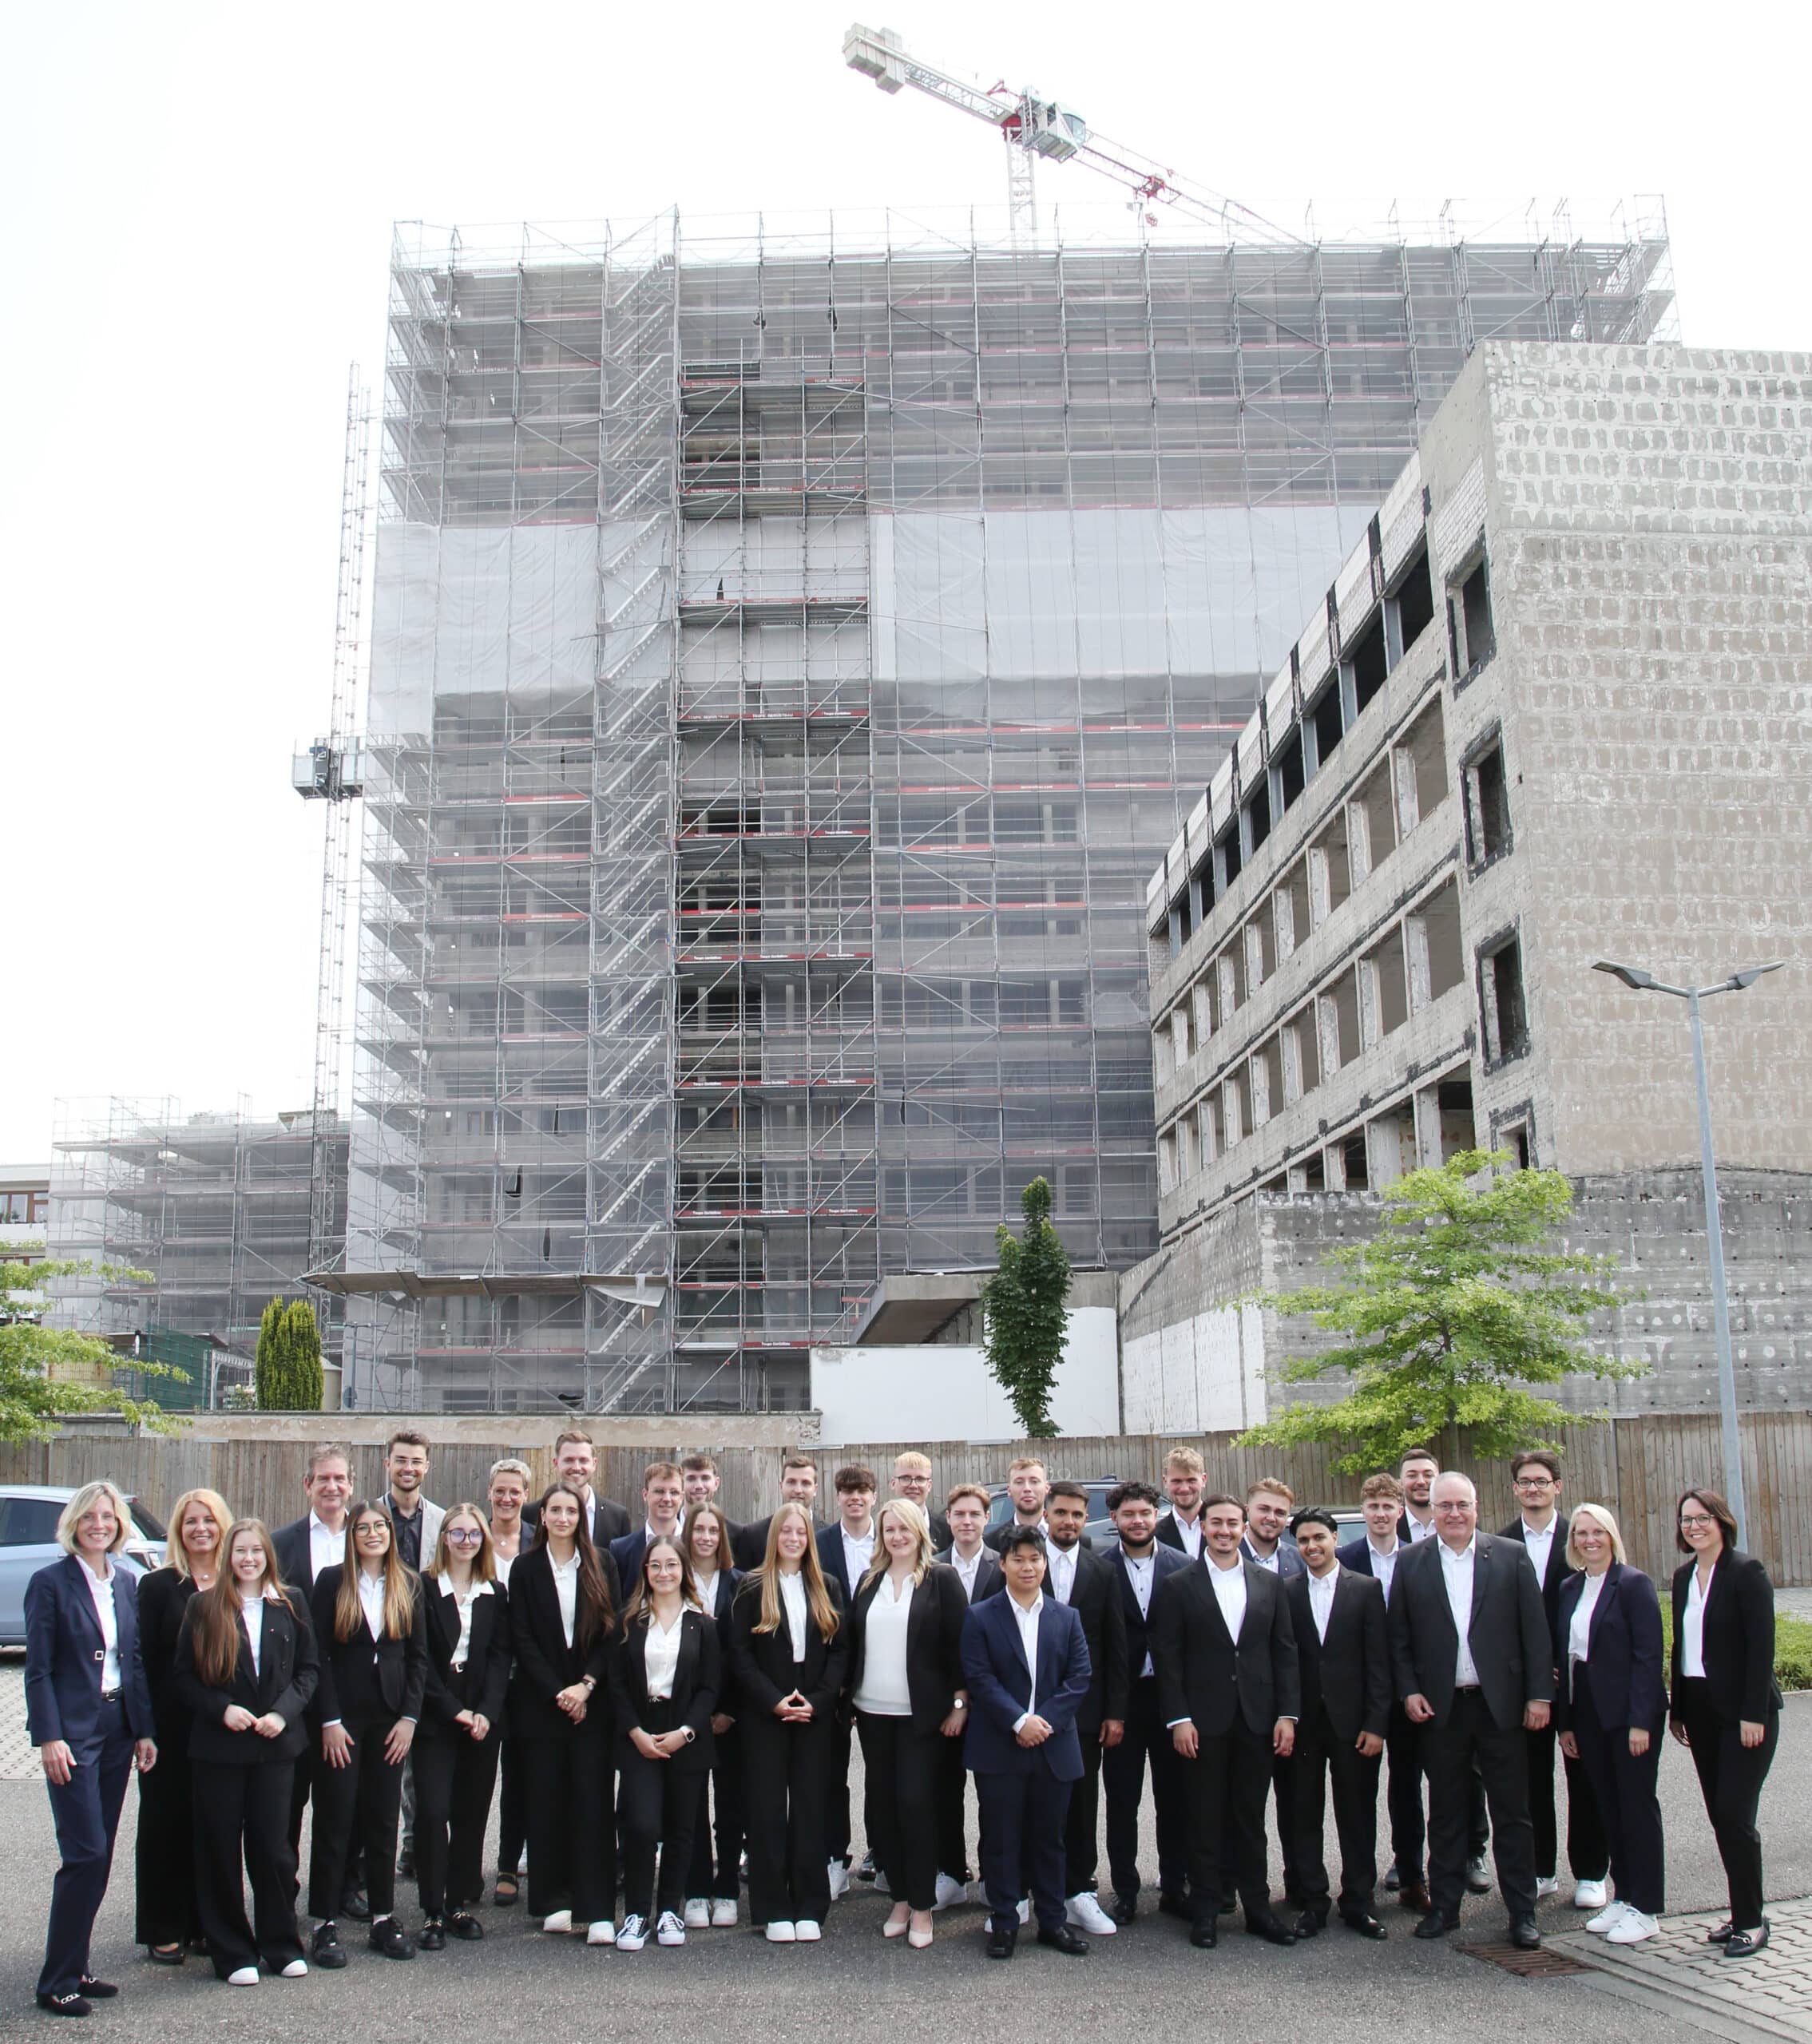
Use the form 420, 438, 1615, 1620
344, 208, 1672, 1413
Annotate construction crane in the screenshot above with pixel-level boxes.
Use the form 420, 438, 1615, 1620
843, 22, 1300, 246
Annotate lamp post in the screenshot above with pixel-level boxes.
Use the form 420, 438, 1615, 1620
1592, 958, 1784, 1548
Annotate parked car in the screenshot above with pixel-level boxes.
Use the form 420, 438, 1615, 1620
0, 1486, 169, 1646
985, 1478, 1123, 1549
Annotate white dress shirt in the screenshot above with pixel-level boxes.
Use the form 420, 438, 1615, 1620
550, 1552, 580, 1648
1405, 1514, 1436, 1542
1046, 1542, 1080, 1605
852, 1575, 914, 1716
438, 1575, 493, 1670
1367, 1537, 1402, 1605
1246, 1542, 1282, 1575
1521, 1517, 1556, 1590
779, 1568, 809, 1662
1123, 1552, 1156, 1675
1008, 1590, 1044, 1729
948, 1547, 987, 1601
642, 1611, 684, 1701
1206, 1555, 1248, 1642
839, 1524, 876, 1593
492, 1543, 518, 1587
240, 1593, 266, 1678
1682, 1566, 1710, 1678
309, 1513, 346, 1585
1438, 1538, 1481, 1686
357, 1567, 388, 1642
692, 1567, 719, 1615
1568, 1569, 1606, 1666
1306, 1566, 1338, 1642
1167, 1511, 1203, 1560
77, 1558, 121, 1693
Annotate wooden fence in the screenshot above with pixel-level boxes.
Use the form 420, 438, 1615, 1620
1, 1412, 1806, 1586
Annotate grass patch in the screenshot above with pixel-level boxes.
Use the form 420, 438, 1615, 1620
1656, 1602, 1812, 1693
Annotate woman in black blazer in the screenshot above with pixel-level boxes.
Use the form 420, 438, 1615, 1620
173, 1519, 319, 1983
679, 1503, 742, 1927
307, 1501, 429, 1967
1552, 1503, 1667, 1943
845, 1499, 968, 1947
509, 1483, 621, 1943
727, 1502, 849, 1943
413, 1505, 510, 1948
133, 1485, 229, 1963
1669, 1486, 1782, 1959
609, 1535, 720, 1949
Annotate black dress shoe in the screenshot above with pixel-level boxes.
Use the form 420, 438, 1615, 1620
145, 1946, 184, 1967
340, 1888, 371, 1923
1723, 1921, 1770, 1960
857, 1850, 877, 1881
418, 1919, 446, 1951
1294, 1910, 1326, 1939
985, 1923, 1017, 1960
35, 1993, 91, 2018
1157, 1891, 1192, 1921
1412, 1911, 1452, 1941
371, 1917, 416, 1960
1509, 1916, 1541, 1951
1384, 1860, 1402, 1892
1398, 1881, 1432, 1915
311, 1922, 347, 1971
74, 1981, 116, 2000
1035, 1924, 1089, 1956
1108, 1895, 1137, 1926
1341, 1911, 1389, 1940
1189, 1919, 1219, 1949
447, 1911, 485, 1941
1707, 1919, 1734, 1943
1245, 1910, 1298, 1947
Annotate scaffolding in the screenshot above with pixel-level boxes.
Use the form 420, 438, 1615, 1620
347, 204, 1674, 1413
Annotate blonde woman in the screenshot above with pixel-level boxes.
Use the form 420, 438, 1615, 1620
847, 1499, 968, 1947
727, 1502, 848, 1943
135, 1487, 231, 1963
25, 1482, 157, 2017
307, 1503, 427, 1967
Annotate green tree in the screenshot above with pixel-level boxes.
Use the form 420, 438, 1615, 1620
282, 1299, 325, 1409
0, 1250, 186, 1443
979, 1176, 1073, 1438
254, 1297, 288, 1409
1237, 1151, 1643, 1473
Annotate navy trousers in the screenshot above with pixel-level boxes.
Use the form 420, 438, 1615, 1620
39, 1698, 133, 1998
977, 1763, 1073, 1935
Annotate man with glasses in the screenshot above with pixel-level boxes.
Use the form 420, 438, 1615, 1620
1387, 1472, 1552, 1951
1499, 1451, 1610, 1910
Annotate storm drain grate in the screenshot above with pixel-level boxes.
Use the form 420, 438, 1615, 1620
1464, 1940, 1593, 1978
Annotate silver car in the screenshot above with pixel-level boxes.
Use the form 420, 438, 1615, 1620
0, 1486, 168, 1646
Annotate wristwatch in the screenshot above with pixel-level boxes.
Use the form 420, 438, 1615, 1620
580, 1675, 597, 1692
682, 1725, 696, 1744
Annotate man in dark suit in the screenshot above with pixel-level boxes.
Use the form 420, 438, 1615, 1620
1396, 1447, 1440, 1545
1499, 1449, 1609, 1908
960, 1526, 1092, 1959
890, 1452, 951, 1551
1388, 1471, 1552, 1950
1152, 1491, 1301, 1950
1239, 1478, 1306, 1908
1154, 1447, 1206, 1560
521, 1430, 630, 1547
936, 1485, 1001, 1603
983, 1457, 1053, 1554
731, 1454, 820, 1571
933, 1483, 997, 1901
1100, 1481, 1190, 1923
609, 1460, 687, 1588
1286, 1510, 1391, 1939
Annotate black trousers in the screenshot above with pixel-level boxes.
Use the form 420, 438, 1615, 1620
1062, 1728, 1104, 1897
824, 1712, 854, 1866
1383, 1701, 1488, 1882
1569, 1684, 1664, 1915
1425, 1691, 1536, 1920
687, 1728, 743, 1900
1676, 1678, 1777, 1930
1103, 1677, 1184, 1900
192, 1757, 304, 1978
1293, 1705, 1381, 1916
134, 1731, 200, 1948
38, 1700, 133, 1998
519, 1732, 615, 1924
413, 1729, 502, 1919
496, 1737, 525, 1880
1525, 1717, 1608, 1881
741, 1714, 831, 1925
857, 1713, 943, 1911
934, 1733, 973, 1883
617, 1708, 705, 1923
307, 1717, 406, 1923
1177, 1719, 1271, 1924
289, 1740, 363, 1903
977, 1764, 1073, 1935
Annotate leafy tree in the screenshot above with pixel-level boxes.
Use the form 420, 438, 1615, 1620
282, 1299, 325, 1409
255, 1297, 326, 1410
255, 1297, 287, 1408
979, 1176, 1073, 1438
1237, 1151, 1643, 1473
0, 1249, 186, 1443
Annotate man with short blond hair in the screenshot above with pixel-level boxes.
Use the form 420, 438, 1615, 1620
732, 1452, 819, 1570
523, 1429, 631, 1546
984, 1458, 1049, 1553
609, 1460, 687, 1583
891, 1451, 950, 1550
1155, 1447, 1206, 1560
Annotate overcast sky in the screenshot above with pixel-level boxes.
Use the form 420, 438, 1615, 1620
2, 0, 1804, 1164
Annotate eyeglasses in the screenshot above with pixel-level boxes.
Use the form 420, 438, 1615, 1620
446, 1527, 483, 1545
1679, 1515, 1717, 1530
1513, 1476, 1555, 1491
1433, 1502, 1474, 1514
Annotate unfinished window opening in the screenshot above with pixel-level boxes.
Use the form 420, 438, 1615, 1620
1369, 927, 1410, 1037
1349, 614, 1388, 716
1255, 1036, 1283, 1125
1275, 730, 1306, 813
1464, 735, 1513, 868
1449, 556, 1497, 677
1234, 1064, 1255, 1142
1300, 1148, 1326, 1190
1251, 909, 1276, 986
1392, 545, 1436, 656
1423, 880, 1465, 1001
1437, 1076, 1477, 1158
1310, 675, 1343, 766
1342, 1133, 1370, 1189
1358, 762, 1399, 869
1283, 860, 1312, 950
1403, 695, 1449, 819
1478, 931, 1530, 1068
1216, 821, 1242, 890
1292, 1006, 1322, 1094
1314, 813, 1352, 917
1245, 780, 1271, 855
1331, 971, 1361, 1068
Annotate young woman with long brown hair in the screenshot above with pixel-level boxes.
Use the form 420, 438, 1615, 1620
679, 1501, 743, 1928
173, 1519, 318, 1984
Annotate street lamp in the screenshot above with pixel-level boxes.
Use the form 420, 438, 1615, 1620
1592, 957, 1785, 1547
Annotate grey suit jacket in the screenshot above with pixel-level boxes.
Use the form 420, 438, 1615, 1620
1386, 1528, 1552, 1732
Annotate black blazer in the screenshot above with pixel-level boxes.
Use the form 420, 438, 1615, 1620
1497, 1512, 1576, 1656
174, 1590, 319, 1763
732, 1511, 823, 1574
507, 1543, 621, 1741
610, 1606, 720, 1770
1554, 1562, 1667, 1734
934, 1545, 1003, 1605
1670, 1549, 1781, 1725
846, 1563, 969, 1736
1154, 1511, 1201, 1556
1151, 1557, 1300, 1738
418, 1577, 511, 1733
23, 1553, 157, 1749
727, 1571, 849, 1720
816, 1521, 871, 1610
983, 1545, 1128, 1734
1108, 1541, 1191, 1678
524, 1494, 632, 1548
135, 1567, 200, 1750
1386, 1531, 1552, 1732
309, 1567, 429, 1727
1286, 1565, 1392, 1745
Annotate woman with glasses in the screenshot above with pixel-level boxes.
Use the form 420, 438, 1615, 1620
484, 1459, 531, 1907
678, 1501, 743, 1929
414, 1506, 510, 1950
1669, 1487, 1782, 1960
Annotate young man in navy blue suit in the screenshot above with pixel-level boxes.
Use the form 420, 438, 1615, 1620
960, 1526, 1092, 1960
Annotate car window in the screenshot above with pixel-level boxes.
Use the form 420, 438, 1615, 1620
0, 1499, 64, 1547
125, 1499, 167, 1542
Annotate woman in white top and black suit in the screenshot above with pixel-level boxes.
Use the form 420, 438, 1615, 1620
609, 1535, 720, 1949
508, 1483, 621, 1943
1669, 1486, 1782, 1959
846, 1498, 969, 1948
679, 1502, 743, 1927
414, 1505, 510, 1947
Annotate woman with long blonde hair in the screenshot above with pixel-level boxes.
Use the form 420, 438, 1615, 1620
727, 1501, 848, 1943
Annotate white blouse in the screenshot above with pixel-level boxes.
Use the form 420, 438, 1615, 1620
852, 1575, 914, 1717
550, 1553, 580, 1649
240, 1593, 266, 1678
779, 1568, 809, 1662
438, 1575, 493, 1670
692, 1567, 719, 1614
1683, 1566, 1711, 1679
1568, 1570, 1606, 1665
643, 1611, 684, 1701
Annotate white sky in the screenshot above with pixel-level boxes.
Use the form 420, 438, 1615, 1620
3, 0, 1806, 1164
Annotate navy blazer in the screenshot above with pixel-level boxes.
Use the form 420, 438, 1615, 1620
1108, 1540, 1191, 1679
816, 1521, 872, 1611
24, 1552, 156, 1749
960, 1590, 1091, 1781
1239, 1533, 1306, 1580
1553, 1562, 1667, 1734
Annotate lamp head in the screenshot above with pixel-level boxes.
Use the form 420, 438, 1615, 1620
1729, 962, 1785, 991
1592, 961, 1656, 991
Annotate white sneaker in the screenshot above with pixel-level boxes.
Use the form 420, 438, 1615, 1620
1536, 1876, 1560, 1899
683, 1898, 711, 1930
617, 1914, 648, 1952
827, 1860, 850, 1901
280, 1961, 307, 1979
227, 1967, 260, 1987
1587, 1900, 1629, 1935
542, 1909, 573, 1935
933, 1872, 966, 1911
1065, 1891, 1118, 1935
656, 1911, 686, 1947
1607, 1909, 1659, 1944
585, 1919, 615, 1946
517, 1848, 529, 1876
765, 1921, 796, 1943
710, 1899, 739, 1927
1016, 1899, 1030, 1926
793, 1919, 822, 1942
1572, 1879, 1610, 1911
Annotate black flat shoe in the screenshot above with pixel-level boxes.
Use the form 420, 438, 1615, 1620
1413, 1911, 1452, 1941
145, 1946, 183, 1967
310, 1923, 347, 1971
1108, 1895, 1137, 1926
1707, 1920, 1735, 1943
75, 1982, 116, 2001
1035, 1924, 1088, 1955
370, 1917, 416, 1961
1342, 1911, 1389, 1940
1723, 1922, 1770, 1960
447, 1911, 484, 1941
36, 1993, 90, 2018
985, 1924, 1017, 1960
493, 1876, 518, 1907
1384, 1861, 1402, 1892
417, 1919, 446, 1952
1245, 1911, 1298, 1947
1509, 1916, 1541, 1951
1294, 1911, 1326, 1939
1189, 1919, 1218, 1948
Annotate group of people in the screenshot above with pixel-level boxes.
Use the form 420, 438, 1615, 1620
22, 1430, 1782, 2014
